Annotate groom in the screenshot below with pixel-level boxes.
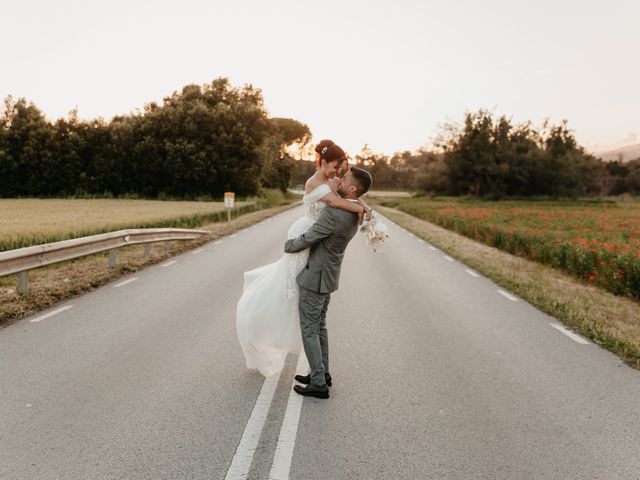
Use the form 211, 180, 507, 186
284, 166, 372, 399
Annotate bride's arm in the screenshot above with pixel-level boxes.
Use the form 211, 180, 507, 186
357, 197, 373, 221
320, 191, 365, 223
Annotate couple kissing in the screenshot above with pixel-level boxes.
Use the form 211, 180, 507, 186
236, 139, 373, 399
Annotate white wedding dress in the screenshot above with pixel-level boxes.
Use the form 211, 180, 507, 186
236, 183, 332, 377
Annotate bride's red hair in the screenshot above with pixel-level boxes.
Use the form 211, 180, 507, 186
315, 139, 347, 169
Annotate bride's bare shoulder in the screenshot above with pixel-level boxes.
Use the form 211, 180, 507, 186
305, 176, 323, 194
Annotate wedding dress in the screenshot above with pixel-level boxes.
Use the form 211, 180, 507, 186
236, 183, 332, 377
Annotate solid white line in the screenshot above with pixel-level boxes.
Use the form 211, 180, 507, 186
443, 255, 454, 262
114, 277, 138, 288
225, 372, 282, 480
268, 353, 309, 480
497, 289, 518, 302
192, 249, 204, 255
30, 306, 73, 323
550, 324, 591, 345
161, 260, 177, 267
465, 269, 479, 277
214, 240, 224, 245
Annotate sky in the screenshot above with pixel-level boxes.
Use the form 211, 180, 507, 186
2, 0, 639, 157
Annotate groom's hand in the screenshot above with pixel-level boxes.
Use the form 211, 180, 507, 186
284, 208, 337, 253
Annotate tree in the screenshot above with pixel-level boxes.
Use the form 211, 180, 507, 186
261, 118, 311, 192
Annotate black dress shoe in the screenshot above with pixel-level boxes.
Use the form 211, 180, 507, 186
294, 373, 332, 387
293, 384, 329, 399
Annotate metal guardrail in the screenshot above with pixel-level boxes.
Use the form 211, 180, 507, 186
0, 228, 209, 294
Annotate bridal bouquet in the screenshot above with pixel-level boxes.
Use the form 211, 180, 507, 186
360, 213, 389, 252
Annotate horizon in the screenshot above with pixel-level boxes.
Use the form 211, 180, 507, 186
2, 0, 639, 157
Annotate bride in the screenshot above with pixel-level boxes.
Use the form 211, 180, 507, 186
236, 139, 371, 377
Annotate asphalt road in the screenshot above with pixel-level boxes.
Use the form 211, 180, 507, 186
1, 205, 639, 479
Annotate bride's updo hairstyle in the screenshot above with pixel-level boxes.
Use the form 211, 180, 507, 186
315, 139, 347, 168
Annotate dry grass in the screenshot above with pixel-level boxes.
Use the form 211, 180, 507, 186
0, 198, 252, 251
377, 205, 640, 370
0, 202, 300, 329
366, 190, 412, 198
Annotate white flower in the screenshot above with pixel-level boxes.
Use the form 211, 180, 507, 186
373, 222, 388, 237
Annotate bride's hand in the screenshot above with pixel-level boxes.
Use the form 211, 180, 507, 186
357, 205, 365, 225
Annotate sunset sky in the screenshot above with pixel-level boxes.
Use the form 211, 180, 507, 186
2, 0, 639, 156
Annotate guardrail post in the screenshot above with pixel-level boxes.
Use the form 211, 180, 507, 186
164, 241, 171, 251
143, 244, 151, 257
17, 271, 28, 295
108, 249, 116, 268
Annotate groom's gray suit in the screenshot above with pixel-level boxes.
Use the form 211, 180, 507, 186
284, 205, 359, 387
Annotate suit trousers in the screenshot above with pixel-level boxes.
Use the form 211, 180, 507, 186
298, 285, 331, 387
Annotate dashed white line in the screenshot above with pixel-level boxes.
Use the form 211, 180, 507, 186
443, 255, 454, 262
231, 234, 238, 238
225, 370, 282, 480
269, 353, 309, 480
114, 277, 138, 288
417, 239, 425, 243
497, 289, 518, 302
428, 246, 437, 251
161, 260, 177, 267
192, 249, 204, 255
550, 324, 591, 344
465, 269, 479, 277
30, 306, 73, 323
214, 240, 224, 245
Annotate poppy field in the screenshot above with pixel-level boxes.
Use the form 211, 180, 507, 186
382, 197, 640, 301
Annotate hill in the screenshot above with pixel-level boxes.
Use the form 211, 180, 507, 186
594, 143, 640, 162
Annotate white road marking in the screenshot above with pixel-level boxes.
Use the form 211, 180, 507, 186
231, 234, 238, 238
497, 289, 518, 302
428, 246, 437, 251
192, 249, 204, 255
269, 353, 309, 480
418, 239, 425, 243
161, 260, 177, 267
225, 371, 282, 480
214, 240, 224, 245
114, 277, 138, 288
465, 269, 479, 277
550, 324, 591, 344
30, 306, 73, 323
444, 255, 454, 262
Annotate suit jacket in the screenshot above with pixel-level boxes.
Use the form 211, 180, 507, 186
284, 206, 359, 294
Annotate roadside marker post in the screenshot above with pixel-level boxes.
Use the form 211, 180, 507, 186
224, 192, 235, 223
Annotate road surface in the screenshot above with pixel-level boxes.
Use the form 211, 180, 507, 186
1, 205, 639, 479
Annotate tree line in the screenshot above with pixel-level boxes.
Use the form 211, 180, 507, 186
292, 109, 640, 199
2, 84, 638, 200
0, 78, 310, 199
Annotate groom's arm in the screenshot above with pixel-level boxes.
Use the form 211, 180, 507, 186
284, 208, 337, 253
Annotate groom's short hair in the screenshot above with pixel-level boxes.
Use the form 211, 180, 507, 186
350, 167, 372, 196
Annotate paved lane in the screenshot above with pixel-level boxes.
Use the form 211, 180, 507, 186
291, 215, 640, 479
0, 211, 300, 479
1, 206, 639, 479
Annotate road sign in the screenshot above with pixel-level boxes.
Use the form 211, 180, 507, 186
224, 192, 235, 208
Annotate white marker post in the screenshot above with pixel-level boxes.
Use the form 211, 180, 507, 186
224, 192, 235, 223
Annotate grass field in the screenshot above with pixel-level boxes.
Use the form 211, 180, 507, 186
0, 198, 265, 251
379, 197, 640, 301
